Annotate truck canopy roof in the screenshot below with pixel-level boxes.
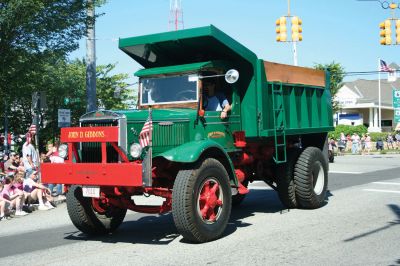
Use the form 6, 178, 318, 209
134, 60, 228, 77
119, 25, 258, 70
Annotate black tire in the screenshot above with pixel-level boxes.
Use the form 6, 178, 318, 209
294, 147, 328, 209
275, 148, 301, 208
172, 158, 232, 243
66, 185, 127, 235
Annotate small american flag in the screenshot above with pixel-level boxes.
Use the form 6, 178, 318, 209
380, 60, 393, 72
139, 109, 153, 148
29, 124, 37, 135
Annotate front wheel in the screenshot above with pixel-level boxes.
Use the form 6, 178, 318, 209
172, 158, 232, 243
66, 185, 127, 235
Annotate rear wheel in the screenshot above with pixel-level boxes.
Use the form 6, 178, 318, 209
294, 147, 328, 209
275, 149, 301, 208
172, 158, 232, 243
66, 185, 127, 235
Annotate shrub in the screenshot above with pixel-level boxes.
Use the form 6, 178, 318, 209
329, 125, 368, 140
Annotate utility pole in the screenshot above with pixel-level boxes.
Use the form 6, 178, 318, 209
86, 0, 97, 112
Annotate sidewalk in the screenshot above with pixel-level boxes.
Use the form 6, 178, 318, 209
336, 148, 400, 156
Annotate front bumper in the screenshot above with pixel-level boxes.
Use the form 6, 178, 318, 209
41, 162, 143, 187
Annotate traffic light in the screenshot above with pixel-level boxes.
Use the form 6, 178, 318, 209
276, 16, 287, 42
291, 16, 303, 41
396, 19, 400, 44
380, 20, 392, 45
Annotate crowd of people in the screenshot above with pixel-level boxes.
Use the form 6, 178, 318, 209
0, 133, 64, 221
333, 131, 400, 156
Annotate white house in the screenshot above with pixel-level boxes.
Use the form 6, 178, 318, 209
335, 63, 400, 132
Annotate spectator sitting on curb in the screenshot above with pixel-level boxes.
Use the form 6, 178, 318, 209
17, 159, 25, 175
22, 171, 54, 211
1, 175, 28, 216
0, 182, 13, 220
45, 141, 64, 197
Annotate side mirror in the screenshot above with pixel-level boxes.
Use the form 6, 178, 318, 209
225, 69, 239, 84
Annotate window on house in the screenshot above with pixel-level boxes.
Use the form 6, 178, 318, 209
381, 120, 393, 127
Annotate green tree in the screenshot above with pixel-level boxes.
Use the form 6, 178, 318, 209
38, 59, 133, 146
96, 64, 132, 110
314, 62, 345, 112
0, 0, 105, 147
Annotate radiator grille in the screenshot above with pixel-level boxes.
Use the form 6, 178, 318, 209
80, 121, 119, 163
130, 121, 189, 148
153, 122, 188, 147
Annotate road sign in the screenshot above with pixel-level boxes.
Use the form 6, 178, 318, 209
393, 88, 400, 123
58, 109, 71, 128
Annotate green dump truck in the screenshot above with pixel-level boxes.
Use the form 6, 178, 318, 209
42, 25, 334, 243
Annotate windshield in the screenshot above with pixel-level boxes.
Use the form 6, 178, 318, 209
140, 75, 198, 105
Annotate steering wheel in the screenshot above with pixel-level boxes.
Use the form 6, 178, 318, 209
176, 90, 195, 101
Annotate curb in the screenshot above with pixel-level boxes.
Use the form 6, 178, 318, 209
26, 196, 66, 211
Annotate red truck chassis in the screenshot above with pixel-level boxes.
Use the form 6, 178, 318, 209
41, 126, 172, 214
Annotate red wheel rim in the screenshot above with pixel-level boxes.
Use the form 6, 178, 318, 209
197, 177, 224, 223
91, 198, 107, 214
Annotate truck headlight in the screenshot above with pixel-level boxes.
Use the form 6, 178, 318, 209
58, 144, 68, 159
130, 143, 142, 159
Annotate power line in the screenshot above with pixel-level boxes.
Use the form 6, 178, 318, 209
343, 69, 399, 76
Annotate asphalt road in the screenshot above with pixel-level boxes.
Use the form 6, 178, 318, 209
0, 154, 399, 265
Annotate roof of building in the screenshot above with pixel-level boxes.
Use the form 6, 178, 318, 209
341, 75, 400, 107
389, 62, 399, 69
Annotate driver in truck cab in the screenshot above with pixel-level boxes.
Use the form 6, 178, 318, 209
203, 78, 231, 119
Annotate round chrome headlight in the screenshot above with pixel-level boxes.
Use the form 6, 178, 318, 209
130, 143, 142, 159
58, 144, 68, 159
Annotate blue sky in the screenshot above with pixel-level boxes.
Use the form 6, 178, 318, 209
69, 0, 400, 83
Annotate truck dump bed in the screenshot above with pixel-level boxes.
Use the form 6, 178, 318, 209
264, 61, 325, 87
256, 61, 333, 137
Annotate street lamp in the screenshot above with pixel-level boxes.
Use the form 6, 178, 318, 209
275, 0, 303, 66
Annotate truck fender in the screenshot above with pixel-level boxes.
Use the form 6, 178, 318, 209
158, 140, 239, 186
